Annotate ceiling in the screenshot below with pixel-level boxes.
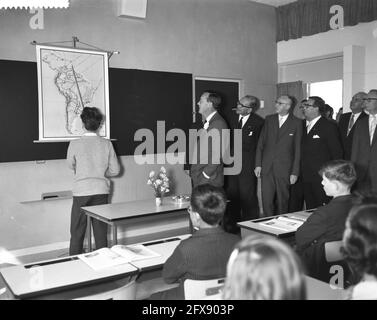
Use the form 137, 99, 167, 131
249, 0, 296, 7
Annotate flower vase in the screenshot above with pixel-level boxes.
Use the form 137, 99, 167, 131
155, 196, 162, 206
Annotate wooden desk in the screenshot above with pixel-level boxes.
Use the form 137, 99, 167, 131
0, 256, 138, 300
82, 197, 190, 251
238, 210, 313, 245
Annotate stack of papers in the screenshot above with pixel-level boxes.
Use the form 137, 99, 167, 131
258, 216, 305, 232
79, 244, 161, 271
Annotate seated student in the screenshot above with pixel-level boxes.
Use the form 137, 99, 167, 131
153, 184, 240, 300
295, 160, 356, 282
342, 200, 377, 299
222, 235, 306, 300
67, 107, 120, 255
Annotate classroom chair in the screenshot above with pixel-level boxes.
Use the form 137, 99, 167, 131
75, 277, 137, 300
184, 278, 225, 300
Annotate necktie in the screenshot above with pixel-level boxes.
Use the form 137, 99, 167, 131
347, 114, 355, 136
370, 115, 377, 145
279, 116, 283, 128
238, 117, 244, 129
306, 121, 311, 134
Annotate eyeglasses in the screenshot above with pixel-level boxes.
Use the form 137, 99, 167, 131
237, 101, 251, 108
363, 98, 377, 102
275, 100, 287, 105
300, 103, 315, 109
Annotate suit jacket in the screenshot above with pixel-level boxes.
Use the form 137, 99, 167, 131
190, 112, 229, 187
301, 117, 343, 183
255, 113, 302, 177
230, 113, 264, 174
338, 111, 367, 160
351, 115, 377, 190
295, 195, 354, 281
162, 227, 240, 299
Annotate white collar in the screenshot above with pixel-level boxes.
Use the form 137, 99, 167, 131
206, 111, 217, 123
279, 113, 289, 120
83, 132, 98, 136
306, 115, 321, 126
239, 113, 250, 122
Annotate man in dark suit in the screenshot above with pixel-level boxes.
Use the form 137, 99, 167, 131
351, 89, 377, 193
154, 184, 240, 300
255, 95, 303, 216
189, 91, 229, 188
338, 92, 367, 160
223, 95, 264, 233
301, 96, 343, 210
296, 160, 356, 282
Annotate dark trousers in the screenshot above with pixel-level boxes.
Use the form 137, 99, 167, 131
69, 194, 109, 255
288, 176, 304, 213
223, 172, 259, 233
303, 181, 330, 210
261, 172, 290, 216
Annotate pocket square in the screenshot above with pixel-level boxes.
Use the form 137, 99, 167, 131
289, 133, 294, 136
313, 135, 320, 139
248, 131, 253, 136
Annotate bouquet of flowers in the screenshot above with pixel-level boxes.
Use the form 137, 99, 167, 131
147, 166, 170, 198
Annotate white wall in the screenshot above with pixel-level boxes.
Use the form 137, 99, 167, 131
278, 20, 377, 110
0, 0, 277, 251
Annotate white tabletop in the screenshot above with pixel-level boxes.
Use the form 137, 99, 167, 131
82, 197, 190, 222
130, 234, 191, 271
0, 257, 138, 299
238, 210, 313, 237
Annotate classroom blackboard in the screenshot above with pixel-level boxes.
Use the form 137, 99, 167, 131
0, 60, 192, 162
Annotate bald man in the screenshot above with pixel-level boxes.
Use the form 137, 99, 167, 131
255, 95, 303, 216
338, 92, 367, 160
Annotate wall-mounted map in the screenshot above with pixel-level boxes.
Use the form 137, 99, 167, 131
36, 45, 110, 141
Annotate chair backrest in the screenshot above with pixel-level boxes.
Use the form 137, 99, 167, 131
324, 241, 343, 262
184, 278, 225, 300
75, 278, 137, 300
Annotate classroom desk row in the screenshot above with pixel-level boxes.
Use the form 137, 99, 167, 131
0, 232, 346, 300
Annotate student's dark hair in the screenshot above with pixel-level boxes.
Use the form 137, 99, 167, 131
318, 160, 357, 188
343, 203, 377, 278
190, 184, 227, 225
205, 91, 222, 109
80, 107, 103, 131
308, 96, 326, 114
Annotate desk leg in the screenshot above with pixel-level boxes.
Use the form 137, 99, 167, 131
112, 225, 118, 246
87, 216, 92, 252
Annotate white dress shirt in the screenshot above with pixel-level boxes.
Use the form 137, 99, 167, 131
238, 114, 250, 129
306, 115, 321, 133
278, 113, 289, 128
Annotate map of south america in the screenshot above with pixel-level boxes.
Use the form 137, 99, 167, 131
38, 47, 107, 139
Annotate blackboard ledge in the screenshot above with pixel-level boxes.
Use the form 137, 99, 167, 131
20, 196, 73, 204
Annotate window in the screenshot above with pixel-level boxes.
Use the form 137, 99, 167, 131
308, 80, 343, 119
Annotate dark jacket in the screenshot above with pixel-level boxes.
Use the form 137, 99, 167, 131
338, 111, 367, 160
301, 117, 343, 183
230, 112, 264, 174
190, 112, 229, 187
255, 113, 302, 177
161, 227, 240, 299
295, 195, 354, 281
351, 115, 377, 191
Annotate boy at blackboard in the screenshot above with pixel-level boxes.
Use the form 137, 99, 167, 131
67, 107, 120, 255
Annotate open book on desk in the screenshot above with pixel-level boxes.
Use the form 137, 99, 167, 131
79, 244, 161, 271
258, 216, 305, 232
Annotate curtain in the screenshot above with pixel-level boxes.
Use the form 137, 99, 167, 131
277, 81, 307, 119
276, 0, 377, 42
